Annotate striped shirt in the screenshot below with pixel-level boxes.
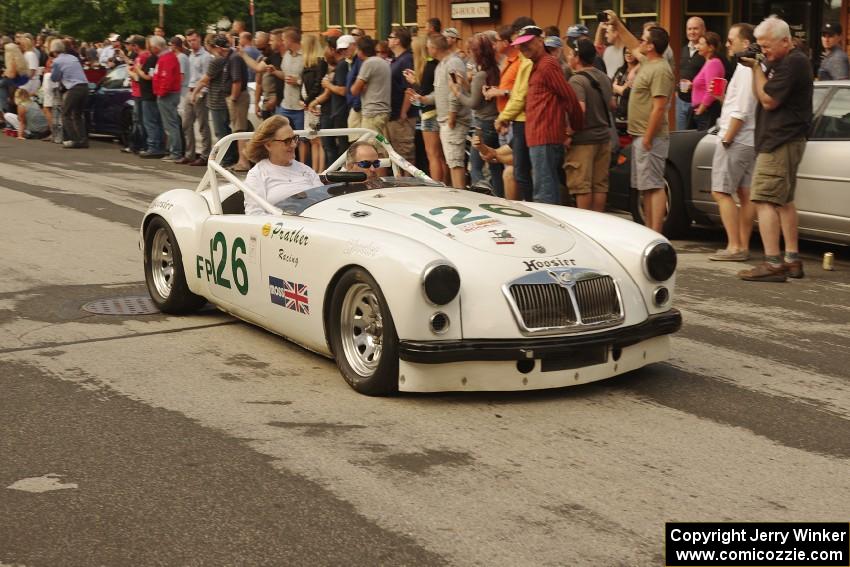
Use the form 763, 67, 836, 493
524, 54, 583, 147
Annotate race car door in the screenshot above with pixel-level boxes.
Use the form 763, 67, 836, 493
197, 215, 268, 316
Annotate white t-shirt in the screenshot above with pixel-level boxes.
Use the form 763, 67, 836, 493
24, 50, 41, 94
244, 158, 322, 215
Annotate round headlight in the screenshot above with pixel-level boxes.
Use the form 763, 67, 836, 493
644, 241, 677, 282
422, 264, 460, 305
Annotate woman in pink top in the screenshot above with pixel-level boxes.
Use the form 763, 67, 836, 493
691, 31, 726, 131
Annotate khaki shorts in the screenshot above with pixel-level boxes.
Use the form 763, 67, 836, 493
565, 141, 611, 195
439, 121, 468, 168
361, 113, 390, 139
226, 90, 250, 133
750, 138, 806, 205
630, 136, 669, 191
711, 139, 756, 194
347, 109, 362, 142
387, 116, 416, 164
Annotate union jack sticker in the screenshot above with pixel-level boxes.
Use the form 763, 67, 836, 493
269, 276, 309, 315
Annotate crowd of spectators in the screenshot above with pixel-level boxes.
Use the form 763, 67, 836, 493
0, 14, 843, 278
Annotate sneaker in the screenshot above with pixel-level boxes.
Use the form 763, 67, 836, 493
709, 249, 750, 261
738, 263, 788, 282
784, 260, 804, 279
62, 141, 89, 148
139, 150, 167, 159
120, 146, 133, 153
161, 155, 180, 162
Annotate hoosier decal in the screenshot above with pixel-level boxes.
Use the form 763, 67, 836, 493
269, 276, 309, 315
523, 258, 578, 272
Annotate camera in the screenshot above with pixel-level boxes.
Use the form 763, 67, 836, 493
596, 11, 609, 23
735, 42, 765, 62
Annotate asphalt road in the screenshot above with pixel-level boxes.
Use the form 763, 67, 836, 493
1, 135, 849, 566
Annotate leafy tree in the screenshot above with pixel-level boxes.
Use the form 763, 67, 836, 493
1, 0, 300, 40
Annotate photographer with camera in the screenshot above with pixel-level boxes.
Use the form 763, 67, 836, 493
736, 16, 813, 282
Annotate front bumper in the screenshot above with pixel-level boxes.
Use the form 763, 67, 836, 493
399, 309, 682, 364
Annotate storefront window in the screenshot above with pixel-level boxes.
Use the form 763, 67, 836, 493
326, 0, 357, 28
390, 0, 418, 26
578, 0, 658, 36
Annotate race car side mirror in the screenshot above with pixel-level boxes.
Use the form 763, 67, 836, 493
323, 171, 367, 184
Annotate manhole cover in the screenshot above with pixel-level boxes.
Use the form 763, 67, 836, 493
82, 296, 160, 316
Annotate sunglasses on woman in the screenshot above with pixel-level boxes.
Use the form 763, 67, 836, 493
273, 135, 301, 145
355, 159, 381, 169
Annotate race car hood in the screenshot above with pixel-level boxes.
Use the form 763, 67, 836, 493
355, 189, 576, 258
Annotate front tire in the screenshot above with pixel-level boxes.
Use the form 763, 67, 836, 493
629, 164, 690, 239
144, 216, 206, 314
329, 268, 399, 396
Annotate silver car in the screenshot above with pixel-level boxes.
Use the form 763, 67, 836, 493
609, 80, 850, 244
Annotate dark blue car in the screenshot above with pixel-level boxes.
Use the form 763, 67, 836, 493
86, 64, 133, 143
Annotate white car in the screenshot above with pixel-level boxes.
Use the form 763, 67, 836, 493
141, 129, 682, 395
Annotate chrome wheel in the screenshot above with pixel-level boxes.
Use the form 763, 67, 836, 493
340, 282, 384, 376
150, 227, 174, 300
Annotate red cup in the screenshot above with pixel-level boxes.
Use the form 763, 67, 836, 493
710, 77, 727, 97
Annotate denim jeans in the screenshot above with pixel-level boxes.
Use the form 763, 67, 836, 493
529, 144, 564, 205
0, 77, 15, 113
675, 96, 693, 131
276, 106, 304, 130
210, 107, 237, 166
141, 99, 165, 153
471, 117, 505, 197
511, 121, 532, 200
157, 92, 183, 159
130, 97, 146, 151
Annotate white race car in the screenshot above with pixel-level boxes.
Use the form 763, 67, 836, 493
141, 129, 681, 395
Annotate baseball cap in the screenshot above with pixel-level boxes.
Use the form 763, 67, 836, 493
443, 27, 461, 39
511, 25, 543, 46
108, 33, 121, 42
322, 28, 343, 37
822, 22, 842, 35
566, 24, 590, 39
543, 36, 562, 49
336, 34, 356, 50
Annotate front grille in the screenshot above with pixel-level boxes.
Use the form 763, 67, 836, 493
509, 284, 576, 329
506, 271, 623, 334
574, 276, 620, 324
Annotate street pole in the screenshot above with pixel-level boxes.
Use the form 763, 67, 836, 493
250, 0, 256, 35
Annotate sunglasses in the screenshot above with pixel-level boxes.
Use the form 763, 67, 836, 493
273, 135, 301, 145
355, 159, 381, 169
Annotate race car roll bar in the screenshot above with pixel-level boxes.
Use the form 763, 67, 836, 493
197, 128, 436, 216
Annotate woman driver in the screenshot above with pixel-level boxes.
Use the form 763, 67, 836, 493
243, 115, 323, 215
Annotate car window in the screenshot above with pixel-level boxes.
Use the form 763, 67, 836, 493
811, 87, 850, 140
274, 177, 443, 215
101, 65, 128, 89
812, 86, 829, 115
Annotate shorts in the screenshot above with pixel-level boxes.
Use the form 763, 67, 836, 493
347, 108, 361, 141
277, 106, 304, 130
565, 141, 611, 195
226, 90, 250, 133
421, 117, 439, 132
439, 121, 468, 168
361, 113, 389, 138
304, 108, 320, 131
387, 116, 416, 163
711, 139, 756, 194
630, 135, 669, 191
750, 138, 806, 205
